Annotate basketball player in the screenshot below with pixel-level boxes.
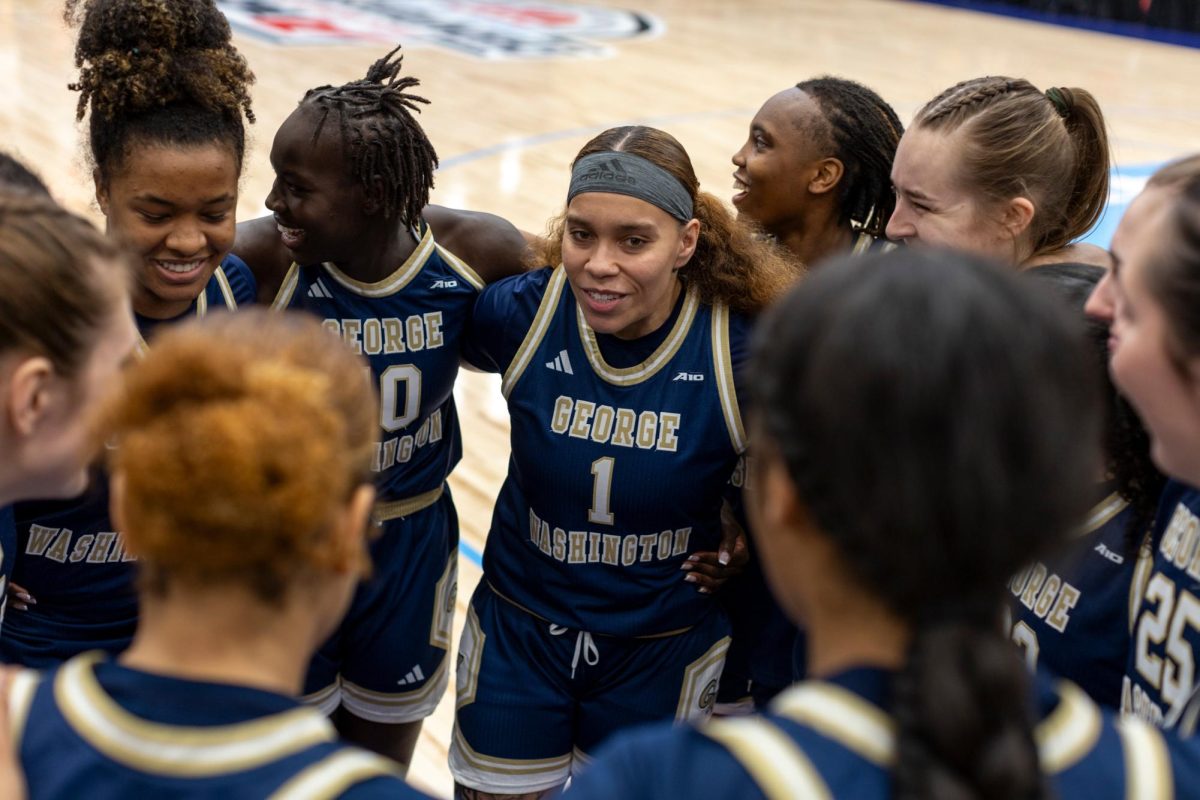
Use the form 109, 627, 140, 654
1098, 166, 1200, 733
568, 246, 1192, 799
232, 46, 527, 771
10, 311, 433, 799
2, 0, 257, 666
731, 76, 902, 266
1009, 263, 1163, 708
720, 76, 903, 713
448, 125, 794, 798
887, 77, 1111, 268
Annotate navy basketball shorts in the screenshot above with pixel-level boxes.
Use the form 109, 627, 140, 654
303, 485, 458, 724
449, 581, 731, 793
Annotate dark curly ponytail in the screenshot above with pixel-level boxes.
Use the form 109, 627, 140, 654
65, 0, 255, 181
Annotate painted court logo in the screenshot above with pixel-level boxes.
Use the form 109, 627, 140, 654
217, 1, 660, 60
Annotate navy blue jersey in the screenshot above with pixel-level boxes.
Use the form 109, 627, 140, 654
272, 225, 482, 503
462, 267, 751, 636
566, 667, 1199, 799
1008, 490, 1143, 708
2, 258, 254, 667
10, 653, 428, 799
1124, 480, 1200, 731
0, 504, 14, 629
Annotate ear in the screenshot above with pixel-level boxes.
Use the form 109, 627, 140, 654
333, 484, 376, 574
1001, 196, 1036, 239
674, 218, 701, 270
7, 356, 55, 438
807, 158, 845, 197
361, 175, 386, 217
94, 168, 110, 218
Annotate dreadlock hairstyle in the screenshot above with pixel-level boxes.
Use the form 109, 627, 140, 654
797, 76, 903, 238
65, 0, 255, 183
912, 76, 1109, 259
300, 46, 438, 232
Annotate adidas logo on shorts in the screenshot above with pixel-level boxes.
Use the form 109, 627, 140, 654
397, 664, 426, 686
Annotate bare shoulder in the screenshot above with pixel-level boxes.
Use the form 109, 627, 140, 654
234, 215, 293, 303
423, 204, 535, 284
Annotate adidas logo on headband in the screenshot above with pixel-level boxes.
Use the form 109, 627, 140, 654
577, 160, 637, 186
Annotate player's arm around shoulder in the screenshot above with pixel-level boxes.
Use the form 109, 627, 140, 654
234, 215, 294, 304
424, 204, 536, 284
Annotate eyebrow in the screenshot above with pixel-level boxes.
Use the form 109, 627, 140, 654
135, 192, 235, 207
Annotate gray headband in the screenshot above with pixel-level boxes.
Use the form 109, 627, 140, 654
567, 152, 694, 223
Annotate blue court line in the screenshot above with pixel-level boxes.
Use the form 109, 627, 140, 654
907, 0, 1200, 49
461, 539, 483, 567
438, 107, 757, 172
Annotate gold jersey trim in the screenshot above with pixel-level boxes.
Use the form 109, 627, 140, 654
1116, 715, 1173, 800
576, 283, 699, 387
1080, 492, 1129, 538
1130, 529, 1156, 635
502, 266, 568, 399
271, 262, 302, 310
771, 681, 894, 766
267, 749, 401, 800
756, 677, 1100, 775
55, 652, 336, 777
137, 265, 237, 353
437, 244, 485, 291
322, 227, 436, 298
1035, 681, 1103, 773
451, 723, 573, 776
214, 266, 238, 310
8, 667, 39, 750
710, 303, 747, 454
373, 485, 444, 522
704, 716, 831, 800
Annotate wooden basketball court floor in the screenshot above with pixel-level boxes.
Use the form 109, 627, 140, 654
3, 0, 1199, 794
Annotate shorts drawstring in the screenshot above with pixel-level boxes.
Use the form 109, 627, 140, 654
549, 624, 600, 679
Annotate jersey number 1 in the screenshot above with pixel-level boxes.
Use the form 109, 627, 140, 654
589, 457, 615, 526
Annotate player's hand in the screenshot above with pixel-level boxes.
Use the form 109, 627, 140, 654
680, 502, 749, 594
0, 666, 28, 800
6, 583, 34, 613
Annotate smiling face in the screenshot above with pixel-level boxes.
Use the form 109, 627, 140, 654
561, 191, 699, 340
1086, 185, 1176, 326
1109, 205, 1200, 485
266, 103, 366, 266
731, 88, 829, 234
886, 127, 1017, 261
97, 142, 238, 321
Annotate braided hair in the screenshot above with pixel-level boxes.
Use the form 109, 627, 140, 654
65, 0, 255, 182
797, 77, 902, 238
752, 247, 1100, 800
914, 76, 1110, 258
301, 46, 438, 231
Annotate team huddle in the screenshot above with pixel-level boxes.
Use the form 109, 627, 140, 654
2, 0, 1200, 798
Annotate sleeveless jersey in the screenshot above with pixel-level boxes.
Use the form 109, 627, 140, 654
272, 224, 482, 505
1, 257, 255, 667
1008, 490, 1143, 708
566, 667, 1198, 799
10, 652, 427, 799
463, 267, 749, 637
1123, 480, 1200, 730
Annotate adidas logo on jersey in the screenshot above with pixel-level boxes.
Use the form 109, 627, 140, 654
306, 278, 333, 299
397, 664, 426, 686
673, 372, 704, 382
430, 279, 458, 289
546, 349, 574, 374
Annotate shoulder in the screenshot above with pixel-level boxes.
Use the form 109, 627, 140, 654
423, 204, 532, 284
463, 267, 557, 373
476, 266, 557, 321
567, 721, 763, 800
233, 215, 293, 304
218, 253, 258, 306
278, 745, 431, 799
